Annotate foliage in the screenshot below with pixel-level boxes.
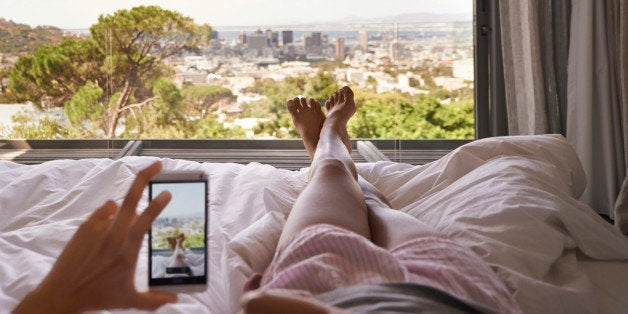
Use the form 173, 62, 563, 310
181, 85, 235, 119
247, 75, 473, 139
6, 109, 70, 139
311, 60, 346, 72
9, 38, 103, 108
349, 88, 474, 139
0, 18, 66, 54
121, 79, 245, 139
305, 70, 339, 104
152, 229, 204, 250
9, 6, 212, 138
64, 82, 107, 137
250, 76, 307, 138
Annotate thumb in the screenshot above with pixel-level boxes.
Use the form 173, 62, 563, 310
131, 291, 178, 311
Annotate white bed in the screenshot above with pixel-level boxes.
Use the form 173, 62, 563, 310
1, 134, 627, 313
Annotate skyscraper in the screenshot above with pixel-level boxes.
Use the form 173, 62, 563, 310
304, 32, 323, 55
247, 33, 268, 56
335, 37, 345, 60
238, 32, 247, 45
311, 32, 322, 46
282, 30, 293, 46
359, 30, 368, 52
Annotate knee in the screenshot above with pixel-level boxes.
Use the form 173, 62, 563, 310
311, 158, 357, 179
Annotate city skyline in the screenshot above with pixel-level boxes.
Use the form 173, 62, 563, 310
0, 0, 472, 29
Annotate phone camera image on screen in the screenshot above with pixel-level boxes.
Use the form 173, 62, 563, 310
149, 179, 207, 286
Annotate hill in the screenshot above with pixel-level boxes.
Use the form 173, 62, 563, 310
0, 18, 66, 54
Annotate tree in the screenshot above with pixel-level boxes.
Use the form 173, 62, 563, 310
348, 88, 474, 139
6, 109, 69, 139
251, 76, 306, 137
10, 38, 103, 108
64, 81, 106, 137
91, 6, 211, 137
305, 70, 339, 104
9, 6, 212, 138
182, 85, 235, 119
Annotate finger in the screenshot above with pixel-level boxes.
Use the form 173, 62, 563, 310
49, 201, 120, 283
128, 191, 171, 252
89, 200, 119, 221
130, 291, 177, 311
113, 161, 162, 233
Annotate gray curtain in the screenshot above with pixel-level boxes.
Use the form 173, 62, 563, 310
567, 0, 627, 228
498, 0, 627, 230
611, 0, 628, 233
499, 0, 570, 135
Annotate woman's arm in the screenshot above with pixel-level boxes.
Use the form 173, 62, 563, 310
13, 161, 177, 314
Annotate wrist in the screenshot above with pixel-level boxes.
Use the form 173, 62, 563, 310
13, 286, 81, 314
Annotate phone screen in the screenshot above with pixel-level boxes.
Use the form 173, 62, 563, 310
149, 180, 207, 286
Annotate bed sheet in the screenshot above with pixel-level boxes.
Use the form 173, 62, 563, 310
0, 134, 627, 313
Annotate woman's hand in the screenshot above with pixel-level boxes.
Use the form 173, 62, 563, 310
13, 161, 177, 314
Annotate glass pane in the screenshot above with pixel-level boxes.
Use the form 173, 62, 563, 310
0, 1, 473, 140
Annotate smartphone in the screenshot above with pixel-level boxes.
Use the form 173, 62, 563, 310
148, 171, 208, 292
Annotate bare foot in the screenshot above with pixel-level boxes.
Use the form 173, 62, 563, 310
324, 86, 355, 152
167, 236, 176, 251
177, 233, 186, 248
287, 97, 326, 159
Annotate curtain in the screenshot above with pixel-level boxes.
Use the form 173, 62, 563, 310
607, 0, 627, 233
498, 0, 627, 230
567, 0, 627, 229
499, 0, 570, 135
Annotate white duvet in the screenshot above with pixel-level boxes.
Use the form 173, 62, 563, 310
1, 134, 627, 313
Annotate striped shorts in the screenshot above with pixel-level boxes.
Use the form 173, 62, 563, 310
260, 224, 521, 313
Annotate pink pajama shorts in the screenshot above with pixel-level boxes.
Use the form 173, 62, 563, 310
260, 224, 520, 313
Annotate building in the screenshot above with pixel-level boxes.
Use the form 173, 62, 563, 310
238, 32, 247, 45
389, 40, 404, 61
247, 33, 268, 56
282, 30, 293, 46
453, 59, 474, 81
266, 29, 279, 47
359, 30, 368, 52
304, 32, 323, 55
335, 37, 345, 60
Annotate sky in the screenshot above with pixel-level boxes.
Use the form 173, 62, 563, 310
0, 0, 472, 30
151, 182, 206, 219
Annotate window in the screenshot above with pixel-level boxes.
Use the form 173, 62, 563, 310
0, 0, 475, 140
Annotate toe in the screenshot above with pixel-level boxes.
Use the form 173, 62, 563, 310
299, 97, 308, 109
325, 99, 331, 111
293, 97, 302, 111
309, 98, 321, 113
342, 86, 354, 98
286, 99, 298, 115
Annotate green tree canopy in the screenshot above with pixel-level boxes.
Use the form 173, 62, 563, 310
182, 85, 235, 119
9, 5, 212, 138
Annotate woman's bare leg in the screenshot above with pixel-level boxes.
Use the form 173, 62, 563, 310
281, 87, 436, 249
279, 86, 369, 246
